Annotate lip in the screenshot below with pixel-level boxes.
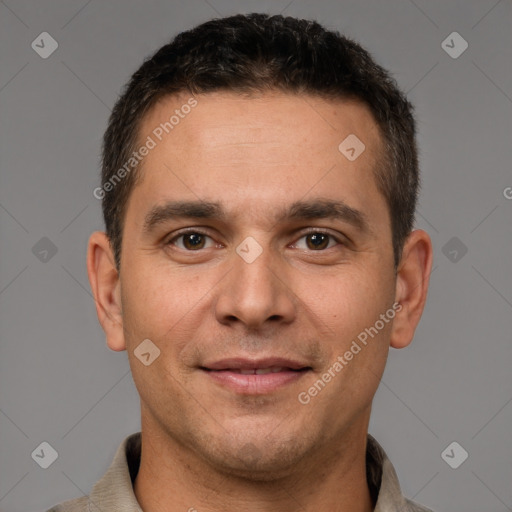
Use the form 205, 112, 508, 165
203, 357, 308, 371
201, 357, 311, 394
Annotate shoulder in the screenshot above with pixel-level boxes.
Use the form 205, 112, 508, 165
45, 495, 89, 512
405, 496, 437, 511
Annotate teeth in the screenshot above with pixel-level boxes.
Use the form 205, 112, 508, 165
255, 368, 272, 375
234, 367, 286, 375
256, 367, 284, 374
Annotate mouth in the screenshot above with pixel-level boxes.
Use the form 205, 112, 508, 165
200, 358, 312, 394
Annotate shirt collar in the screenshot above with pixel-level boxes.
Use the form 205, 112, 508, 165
88, 432, 143, 511
367, 433, 420, 511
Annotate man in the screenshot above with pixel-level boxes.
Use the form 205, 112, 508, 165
48, 12, 434, 512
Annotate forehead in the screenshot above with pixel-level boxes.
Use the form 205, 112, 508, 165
129, 91, 388, 230
140, 90, 381, 159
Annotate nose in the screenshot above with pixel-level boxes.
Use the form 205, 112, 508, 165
214, 241, 296, 331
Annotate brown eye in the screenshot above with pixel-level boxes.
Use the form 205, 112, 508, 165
168, 231, 215, 251
292, 231, 343, 252
182, 233, 205, 250
305, 233, 330, 250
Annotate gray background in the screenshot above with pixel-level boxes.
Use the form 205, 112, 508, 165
0, 0, 511, 511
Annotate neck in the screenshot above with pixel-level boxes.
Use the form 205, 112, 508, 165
133, 416, 374, 512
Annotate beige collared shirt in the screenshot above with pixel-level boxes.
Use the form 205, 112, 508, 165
46, 432, 434, 511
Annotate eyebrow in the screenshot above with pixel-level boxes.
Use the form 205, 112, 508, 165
142, 199, 372, 235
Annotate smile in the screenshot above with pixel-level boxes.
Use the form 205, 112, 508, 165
200, 358, 312, 394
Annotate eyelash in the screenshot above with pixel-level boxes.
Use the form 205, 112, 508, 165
165, 228, 345, 251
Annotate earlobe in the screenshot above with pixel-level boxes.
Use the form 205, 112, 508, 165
86, 231, 126, 352
390, 229, 433, 349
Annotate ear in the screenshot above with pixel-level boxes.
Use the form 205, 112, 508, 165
390, 229, 433, 349
86, 231, 126, 351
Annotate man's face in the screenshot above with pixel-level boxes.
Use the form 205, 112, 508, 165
118, 91, 397, 476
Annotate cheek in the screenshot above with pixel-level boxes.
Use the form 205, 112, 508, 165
120, 266, 175, 351
125, 256, 201, 313
300, 267, 395, 399
308, 277, 393, 411
121, 263, 214, 364
120, 270, 199, 405
302, 268, 392, 339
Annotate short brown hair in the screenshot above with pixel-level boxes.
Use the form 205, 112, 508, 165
101, 13, 419, 270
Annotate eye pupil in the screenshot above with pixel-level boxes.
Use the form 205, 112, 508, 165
184, 233, 204, 250
307, 233, 329, 250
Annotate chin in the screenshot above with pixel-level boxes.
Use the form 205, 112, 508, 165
199, 433, 313, 481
